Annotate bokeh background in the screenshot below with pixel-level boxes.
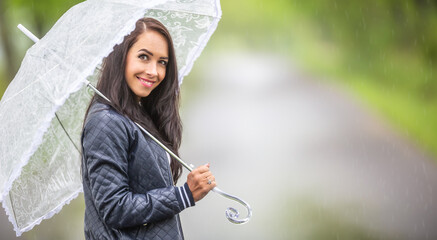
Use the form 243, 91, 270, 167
1, 0, 437, 239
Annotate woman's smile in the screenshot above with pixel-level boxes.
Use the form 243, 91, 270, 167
137, 76, 155, 87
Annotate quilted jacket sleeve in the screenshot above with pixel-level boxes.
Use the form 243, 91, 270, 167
82, 109, 189, 229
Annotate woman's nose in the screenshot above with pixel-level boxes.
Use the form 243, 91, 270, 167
145, 63, 158, 77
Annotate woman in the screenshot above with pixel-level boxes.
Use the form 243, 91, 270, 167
81, 18, 216, 239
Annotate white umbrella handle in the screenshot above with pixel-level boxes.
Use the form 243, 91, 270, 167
18, 23, 252, 225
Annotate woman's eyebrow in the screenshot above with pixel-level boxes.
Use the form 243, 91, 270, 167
138, 48, 153, 56
138, 48, 168, 59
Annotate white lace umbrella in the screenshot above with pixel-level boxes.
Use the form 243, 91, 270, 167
0, 0, 224, 236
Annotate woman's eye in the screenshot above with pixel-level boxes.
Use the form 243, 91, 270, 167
138, 54, 148, 60
159, 60, 168, 66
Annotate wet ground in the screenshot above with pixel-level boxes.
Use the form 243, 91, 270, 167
1, 51, 437, 239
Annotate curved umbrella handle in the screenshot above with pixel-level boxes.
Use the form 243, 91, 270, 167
212, 187, 252, 224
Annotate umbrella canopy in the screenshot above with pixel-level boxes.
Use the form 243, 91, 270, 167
0, 0, 221, 236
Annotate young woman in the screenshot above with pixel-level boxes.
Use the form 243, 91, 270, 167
81, 18, 216, 239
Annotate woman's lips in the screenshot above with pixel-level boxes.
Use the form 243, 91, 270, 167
137, 76, 155, 87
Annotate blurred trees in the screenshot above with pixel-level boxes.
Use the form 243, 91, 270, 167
295, 0, 437, 99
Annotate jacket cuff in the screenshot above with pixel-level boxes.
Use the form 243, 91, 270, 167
175, 183, 195, 210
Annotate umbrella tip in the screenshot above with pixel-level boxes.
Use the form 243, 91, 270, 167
17, 24, 39, 43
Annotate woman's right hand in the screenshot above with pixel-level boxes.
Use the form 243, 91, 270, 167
187, 163, 216, 202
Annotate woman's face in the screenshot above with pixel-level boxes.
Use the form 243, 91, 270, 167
125, 30, 169, 101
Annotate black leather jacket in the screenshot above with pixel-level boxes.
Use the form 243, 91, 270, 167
81, 102, 193, 239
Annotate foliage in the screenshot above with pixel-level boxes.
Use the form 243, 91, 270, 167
294, 0, 437, 98
6, 0, 82, 34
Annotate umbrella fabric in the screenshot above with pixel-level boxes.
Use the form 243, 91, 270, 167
0, 0, 221, 236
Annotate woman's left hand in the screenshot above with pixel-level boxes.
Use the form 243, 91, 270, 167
186, 163, 216, 202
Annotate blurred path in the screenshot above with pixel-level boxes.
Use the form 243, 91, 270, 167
179, 52, 437, 240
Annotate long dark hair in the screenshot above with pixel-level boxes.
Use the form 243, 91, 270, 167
84, 18, 183, 183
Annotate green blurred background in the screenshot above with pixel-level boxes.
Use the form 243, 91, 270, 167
1, 0, 436, 239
